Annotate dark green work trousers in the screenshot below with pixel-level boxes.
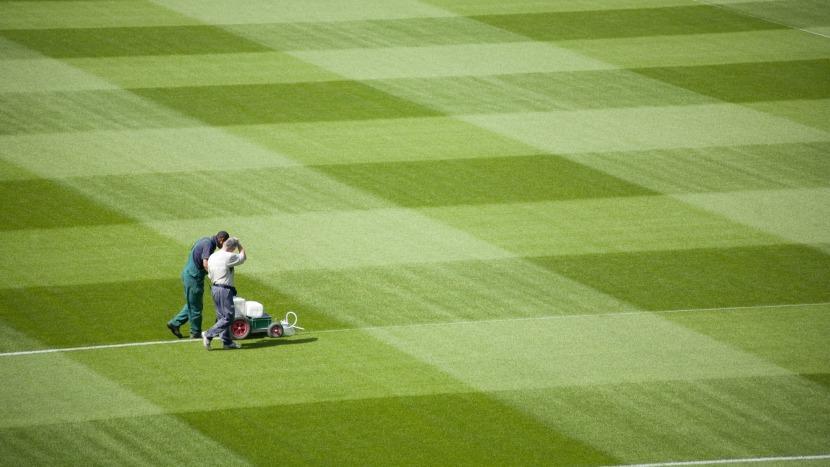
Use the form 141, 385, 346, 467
168, 270, 206, 337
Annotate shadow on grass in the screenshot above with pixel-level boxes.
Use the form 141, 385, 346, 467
239, 337, 318, 350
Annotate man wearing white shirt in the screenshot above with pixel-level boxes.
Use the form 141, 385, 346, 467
203, 237, 247, 350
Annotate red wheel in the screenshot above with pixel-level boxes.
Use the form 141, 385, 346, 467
231, 318, 250, 340
267, 323, 283, 338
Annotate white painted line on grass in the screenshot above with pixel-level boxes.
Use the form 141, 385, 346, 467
610, 453, 830, 466
693, 0, 830, 40
0, 338, 196, 357
1, 301, 828, 358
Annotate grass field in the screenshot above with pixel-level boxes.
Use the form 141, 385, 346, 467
1, 0, 830, 465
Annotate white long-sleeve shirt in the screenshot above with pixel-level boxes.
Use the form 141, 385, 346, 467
207, 249, 246, 286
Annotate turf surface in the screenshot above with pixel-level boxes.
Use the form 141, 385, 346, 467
1, 0, 829, 466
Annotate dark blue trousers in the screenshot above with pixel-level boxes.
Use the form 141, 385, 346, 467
206, 286, 235, 346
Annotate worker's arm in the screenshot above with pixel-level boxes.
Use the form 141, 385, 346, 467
227, 245, 246, 267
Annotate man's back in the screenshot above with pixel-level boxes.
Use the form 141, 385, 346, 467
208, 249, 246, 286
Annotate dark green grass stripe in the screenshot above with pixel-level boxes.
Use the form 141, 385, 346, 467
0, 25, 270, 58
472, 5, 785, 41
178, 392, 617, 466
316, 155, 656, 207
802, 373, 830, 390
0, 274, 344, 349
636, 59, 830, 103
132, 81, 441, 125
0, 176, 133, 230
533, 244, 830, 311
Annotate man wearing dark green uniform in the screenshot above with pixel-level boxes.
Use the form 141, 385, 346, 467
167, 231, 229, 338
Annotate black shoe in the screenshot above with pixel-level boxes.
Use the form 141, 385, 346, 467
191, 332, 202, 339
167, 323, 183, 339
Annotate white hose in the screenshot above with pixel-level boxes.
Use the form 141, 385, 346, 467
284, 311, 304, 330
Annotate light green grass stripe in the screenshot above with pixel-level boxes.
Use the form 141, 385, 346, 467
366, 69, 716, 115
151, 0, 456, 24
0, 58, 119, 92
554, 142, 830, 194
224, 16, 527, 52
675, 188, 830, 246
0, 127, 298, 179
66, 52, 341, 88
229, 118, 539, 166
263, 258, 637, 329
746, 99, 830, 132
421, 196, 785, 258
146, 209, 516, 274
368, 311, 792, 390
0, 324, 250, 463
558, 30, 830, 68
502, 376, 830, 464
0, 415, 252, 466
461, 104, 830, 155
0, 89, 197, 135
2, 351, 165, 427
367, 306, 830, 462
0, 36, 39, 59
291, 41, 615, 80
0, 0, 200, 30
59, 165, 389, 221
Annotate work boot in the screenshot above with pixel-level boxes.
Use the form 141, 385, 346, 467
167, 323, 183, 339
202, 333, 212, 351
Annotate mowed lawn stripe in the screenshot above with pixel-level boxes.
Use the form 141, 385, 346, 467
55, 165, 388, 221
635, 59, 830, 103
421, 0, 708, 15
0, 1, 200, 30
0, 89, 195, 135
470, 5, 785, 41
178, 392, 616, 466
560, 142, 830, 194
533, 244, 830, 310
225, 16, 526, 51
0, 127, 299, 179
462, 104, 830, 156
365, 69, 717, 114
495, 374, 830, 464
557, 30, 830, 68
421, 195, 787, 258
152, 0, 457, 25
229, 117, 540, 166
65, 52, 343, 88
0, 273, 345, 350
315, 155, 655, 207
289, 42, 615, 80
131, 81, 442, 125
261, 258, 637, 329
0, 178, 133, 230
0, 25, 270, 58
